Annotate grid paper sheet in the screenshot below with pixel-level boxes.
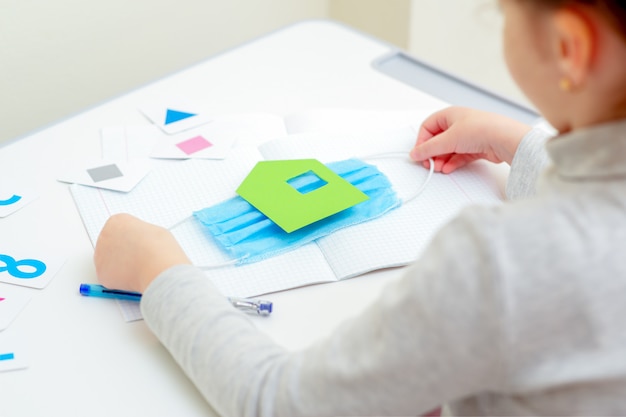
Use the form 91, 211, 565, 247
71, 149, 336, 299
70, 128, 503, 307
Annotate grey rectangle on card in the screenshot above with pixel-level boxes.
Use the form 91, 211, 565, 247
87, 164, 123, 182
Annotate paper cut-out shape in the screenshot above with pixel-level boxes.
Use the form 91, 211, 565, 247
0, 195, 21, 206
236, 159, 369, 233
165, 109, 197, 125
176, 135, 213, 155
87, 164, 124, 183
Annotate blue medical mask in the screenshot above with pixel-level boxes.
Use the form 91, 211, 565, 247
193, 158, 402, 265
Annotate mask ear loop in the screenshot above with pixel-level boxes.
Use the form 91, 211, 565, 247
167, 216, 249, 270
361, 152, 434, 204
168, 215, 193, 231
196, 259, 242, 270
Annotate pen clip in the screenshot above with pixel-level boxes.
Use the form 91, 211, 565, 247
228, 297, 273, 316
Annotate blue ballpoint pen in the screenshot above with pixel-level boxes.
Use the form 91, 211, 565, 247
79, 283, 273, 316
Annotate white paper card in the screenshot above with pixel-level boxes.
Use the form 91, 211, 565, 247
0, 328, 29, 372
100, 125, 160, 161
101, 125, 234, 161
0, 285, 32, 331
57, 159, 152, 192
151, 127, 235, 160
139, 100, 212, 134
0, 184, 38, 218
0, 243, 67, 289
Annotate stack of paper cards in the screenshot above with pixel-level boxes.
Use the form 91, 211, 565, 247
56, 100, 219, 191
0, 241, 67, 371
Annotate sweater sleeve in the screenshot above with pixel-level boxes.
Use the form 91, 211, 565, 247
140, 206, 509, 417
506, 126, 553, 200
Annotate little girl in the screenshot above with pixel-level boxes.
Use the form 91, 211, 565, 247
94, 0, 626, 415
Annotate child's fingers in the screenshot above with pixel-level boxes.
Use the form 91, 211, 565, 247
411, 127, 460, 162
440, 153, 478, 174
415, 109, 455, 146
420, 154, 452, 172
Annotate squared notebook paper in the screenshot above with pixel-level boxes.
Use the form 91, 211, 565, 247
70, 108, 502, 299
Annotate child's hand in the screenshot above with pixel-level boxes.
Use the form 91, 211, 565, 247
93, 213, 191, 293
410, 107, 531, 174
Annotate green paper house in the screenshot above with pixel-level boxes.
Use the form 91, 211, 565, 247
236, 159, 369, 233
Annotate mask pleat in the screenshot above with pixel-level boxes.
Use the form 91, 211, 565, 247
208, 209, 266, 235
219, 218, 276, 247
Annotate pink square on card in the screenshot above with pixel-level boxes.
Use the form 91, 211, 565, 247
176, 136, 213, 155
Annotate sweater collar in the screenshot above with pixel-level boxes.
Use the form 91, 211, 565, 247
546, 119, 626, 180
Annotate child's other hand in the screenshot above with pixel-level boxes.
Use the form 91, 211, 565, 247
410, 106, 531, 173
93, 213, 191, 293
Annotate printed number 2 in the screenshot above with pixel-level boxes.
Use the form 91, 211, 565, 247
0, 195, 22, 206
0, 254, 46, 279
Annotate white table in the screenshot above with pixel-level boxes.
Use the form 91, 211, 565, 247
0, 20, 534, 417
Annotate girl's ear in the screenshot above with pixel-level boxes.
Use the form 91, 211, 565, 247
552, 6, 594, 89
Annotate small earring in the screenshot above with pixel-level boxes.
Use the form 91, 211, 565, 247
559, 78, 572, 92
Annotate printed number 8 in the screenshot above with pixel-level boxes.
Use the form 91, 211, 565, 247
0, 254, 47, 279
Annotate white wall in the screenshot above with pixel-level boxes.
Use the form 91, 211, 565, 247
1, 0, 531, 144
309, 0, 529, 108
408, 0, 528, 106
0, 0, 328, 143
329, 0, 411, 49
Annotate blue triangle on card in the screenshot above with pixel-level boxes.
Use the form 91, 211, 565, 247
164, 109, 197, 125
